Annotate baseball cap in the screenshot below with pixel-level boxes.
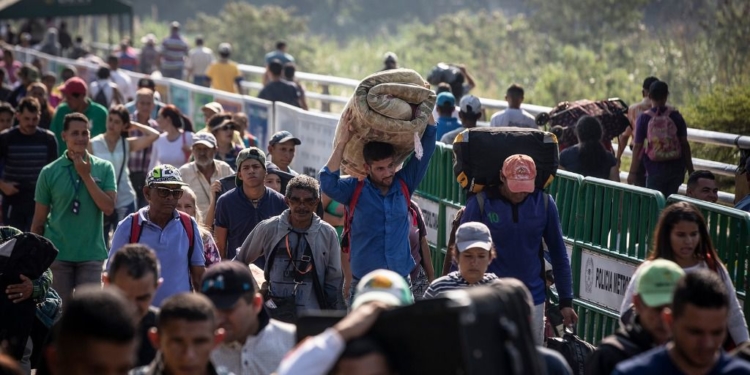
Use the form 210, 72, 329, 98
60, 77, 87, 96
235, 148, 267, 187
218, 43, 232, 54
459, 95, 482, 115
636, 259, 685, 307
455, 222, 492, 252
384, 52, 397, 63
200, 261, 256, 309
502, 154, 537, 193
436, 92, 456, 107
649, 81, 669, 97
269, 130, 301, 146
170, 21, 181, 29
352, 269, 414, 310
193, 132, 217, 149
145, 165, 187, 186
201, 102, 224, 114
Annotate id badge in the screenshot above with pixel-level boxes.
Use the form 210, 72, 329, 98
71, 199, 80, 215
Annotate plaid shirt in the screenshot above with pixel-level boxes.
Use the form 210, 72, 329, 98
129, 112, 160, 173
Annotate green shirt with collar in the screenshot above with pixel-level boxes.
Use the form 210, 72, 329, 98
35, 152, 116, 262
49, 99, 108, 156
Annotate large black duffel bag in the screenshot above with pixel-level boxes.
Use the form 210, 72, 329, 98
453, 127, 559, 193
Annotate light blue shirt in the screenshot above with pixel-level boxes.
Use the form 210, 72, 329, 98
735, 194, 750, 212
109, 207, 205, 306
319, 126, 437, 279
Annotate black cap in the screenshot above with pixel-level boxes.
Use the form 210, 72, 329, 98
200, 261, 256, 309
649, 81, 669, 98
137, 78, 156, 90
268, 130, 301, 147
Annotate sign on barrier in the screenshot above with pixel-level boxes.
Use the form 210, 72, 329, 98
413, 194, 440, 245
579, 249, 638, 311
445, 205, 460, 244
243, 99, 272, 149
275, 102, 339, 177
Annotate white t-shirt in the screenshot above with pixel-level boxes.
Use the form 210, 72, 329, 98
187, 46, 215, 77
90, 134, 136, 208
148, 131, 194, 170
490, 108, 537, 129
110, 69, 134, 100
89, 80, 119, 106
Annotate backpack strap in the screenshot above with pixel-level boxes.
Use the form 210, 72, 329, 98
477, 191, 486, 217
177, 211, 196, 291
340, 180, 365, 254
129, 213, 144, 244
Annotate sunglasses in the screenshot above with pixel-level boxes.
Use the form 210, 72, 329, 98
213, 124, 233, 132
151, 186, 184, 199
288, 197, 318, 207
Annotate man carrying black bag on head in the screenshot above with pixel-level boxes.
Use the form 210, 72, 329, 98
236, 175, 345, 322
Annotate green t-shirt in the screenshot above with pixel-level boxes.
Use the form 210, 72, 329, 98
49, 100, 108, 156
35, 153, 116, 262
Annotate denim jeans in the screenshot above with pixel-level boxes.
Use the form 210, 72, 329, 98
646, 166, 686, 199
50, 260, 105, 304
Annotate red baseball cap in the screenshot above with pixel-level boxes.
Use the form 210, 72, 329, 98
60, 77, 87, 96
502, 154, 537, 193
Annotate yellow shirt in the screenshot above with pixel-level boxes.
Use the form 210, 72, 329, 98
206, 61, 241, 93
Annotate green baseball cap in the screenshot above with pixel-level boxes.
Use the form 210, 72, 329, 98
636, 259, 685, 307
352, 269, 414, 310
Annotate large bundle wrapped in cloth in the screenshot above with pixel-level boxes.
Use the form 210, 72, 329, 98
334, 69, 436, 179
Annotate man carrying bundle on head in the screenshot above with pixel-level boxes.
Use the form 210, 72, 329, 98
320, 108, 436, 300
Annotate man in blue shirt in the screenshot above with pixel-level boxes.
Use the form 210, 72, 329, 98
435, 92, 461, 140
320, 109, 437, 297
460, 154, 577, 345
109, 165, 205, 307
614, 270, 750, 375
214, 148, 286, 262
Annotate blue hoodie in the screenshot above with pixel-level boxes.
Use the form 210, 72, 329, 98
461, 189, 573, 307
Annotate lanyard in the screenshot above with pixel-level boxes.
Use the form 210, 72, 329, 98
67, 165, 82, 197
285, 231, 312, 277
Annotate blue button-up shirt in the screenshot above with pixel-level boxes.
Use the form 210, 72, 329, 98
109, 207, 205, 307
320, 125, 437, 279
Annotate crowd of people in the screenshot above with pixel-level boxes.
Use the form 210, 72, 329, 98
0, 16, 748, 375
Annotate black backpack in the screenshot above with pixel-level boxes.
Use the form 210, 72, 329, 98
0, 233, 58, 283
546, 329, 597, 375
93, 86, 110, 108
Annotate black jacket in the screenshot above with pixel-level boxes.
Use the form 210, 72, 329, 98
584, 316, 657, 375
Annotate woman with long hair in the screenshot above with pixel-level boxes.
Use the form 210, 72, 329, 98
559, 116, 619, 181
177, 186, 221, 267
148, 105, 194, 170
619, 202, 749, 344
88, 105, 159, 243
26, 82, 54, 129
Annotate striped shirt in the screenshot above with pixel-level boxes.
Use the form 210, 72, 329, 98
423, 271, 498, 299
160, 34, 189, 70
0, 127, 58, 202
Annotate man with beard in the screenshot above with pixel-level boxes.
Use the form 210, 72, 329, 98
237, 175, 345, 320
179, 132, 234, 219
320, 109, 437, 299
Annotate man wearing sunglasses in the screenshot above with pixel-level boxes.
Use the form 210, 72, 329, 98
236, 175, 345, 321
109, 164, 206, 307
50, 76, 108, 156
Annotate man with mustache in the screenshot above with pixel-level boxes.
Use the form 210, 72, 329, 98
179, 132, 234, 219
109, 164, 206, 307
237, 175, 345, 320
